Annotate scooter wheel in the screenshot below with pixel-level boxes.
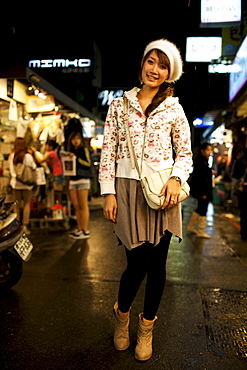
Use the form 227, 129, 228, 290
0, 251, 23, 290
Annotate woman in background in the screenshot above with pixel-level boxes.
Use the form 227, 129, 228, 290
187, 142, 213, 238
9, 138, 37, 235
32, 140, 65, 205
67, 132, 92, 239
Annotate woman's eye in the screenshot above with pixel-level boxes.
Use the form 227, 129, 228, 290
160, 64, 167, 69
147, 59, 154, 64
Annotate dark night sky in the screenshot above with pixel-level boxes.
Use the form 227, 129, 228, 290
1, 1, 226, 121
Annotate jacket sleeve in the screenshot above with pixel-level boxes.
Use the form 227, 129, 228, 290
170, 103, 193, 184
8, 153, 15, 178
99, 100, 119, 194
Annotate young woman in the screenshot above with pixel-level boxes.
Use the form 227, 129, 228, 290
9, 137, 37, 235
32, 140, 66, 204
99, 39, 192, 361
67, 132, 92, 239
187, 142, 213, 238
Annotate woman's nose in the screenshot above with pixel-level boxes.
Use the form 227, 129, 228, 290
151, 64, 158, 73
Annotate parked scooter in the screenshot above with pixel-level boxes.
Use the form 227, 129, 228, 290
0, 196, 33, 290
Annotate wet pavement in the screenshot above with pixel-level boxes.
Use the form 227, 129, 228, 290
0, 197, 247, 370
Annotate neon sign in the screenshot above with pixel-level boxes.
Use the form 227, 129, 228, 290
28, 59, 91, 68
98, 89, 124, 106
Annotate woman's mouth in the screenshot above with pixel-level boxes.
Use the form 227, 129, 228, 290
147, 74, 158, 81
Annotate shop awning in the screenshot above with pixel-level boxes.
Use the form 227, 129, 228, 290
0, 66, 105, 126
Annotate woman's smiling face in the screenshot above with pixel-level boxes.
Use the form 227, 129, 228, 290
141, 50, 169, 89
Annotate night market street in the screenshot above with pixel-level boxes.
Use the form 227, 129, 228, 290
0, 197, 247, 370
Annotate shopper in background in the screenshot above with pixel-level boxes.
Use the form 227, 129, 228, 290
32, 140, 66, 204
9, 137, 37, 235
231, 148, 247, 240
187, 142, 213, 238
67, 132, 92, 239
216, 151, 232, 204
99, 39, 192, 361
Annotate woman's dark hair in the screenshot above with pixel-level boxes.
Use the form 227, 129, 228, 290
194, 142, 212, 161
67, 131, 86, 152
46, 140, 58, 150
139, 49, 174, 117
13, 137, 28, 165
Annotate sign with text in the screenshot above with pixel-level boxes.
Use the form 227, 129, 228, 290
26, 95, 55, 113
98, 89, 124, 111
201, 0, 241, 28
28, 59, 91, 74
186, 37, 222, 62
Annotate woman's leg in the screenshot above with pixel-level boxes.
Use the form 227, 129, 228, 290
69, 188, 89, 231
195, 198, 209, 216
118, 243, 150, 314
69, 189, 83, 230
143, 232, 172, 320
77, 189, 90, 232
22, 189, 32, 226
195, 198, 211, 238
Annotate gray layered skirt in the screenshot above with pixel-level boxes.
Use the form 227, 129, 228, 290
114, 178, 182, 250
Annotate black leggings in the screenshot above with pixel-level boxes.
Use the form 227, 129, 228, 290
118, 231, 172, 320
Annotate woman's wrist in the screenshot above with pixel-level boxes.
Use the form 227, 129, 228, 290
169, 176, 181, 185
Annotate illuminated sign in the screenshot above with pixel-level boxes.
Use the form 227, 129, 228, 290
208, 63, 241, 73
200, 0, 241, 28
26, 95, 55, 113
28, 59, 91, 68
186, 37, 222, 62
229, 36, 247, 102
98, 89, 124, 106
193, 117, 214, 128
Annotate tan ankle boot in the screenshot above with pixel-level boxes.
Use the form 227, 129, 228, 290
197, 216, 211, 238
135, 313, 157, 361
186, 211, 199, 234
113, 302, 130, 351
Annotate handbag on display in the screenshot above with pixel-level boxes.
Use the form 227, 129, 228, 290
15, 163, 37, 186
36, 167, 46, 185
123, 97, 190, 210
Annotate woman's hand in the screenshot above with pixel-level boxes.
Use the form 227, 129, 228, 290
103, 194, 117, 223
159, 178, 181, 209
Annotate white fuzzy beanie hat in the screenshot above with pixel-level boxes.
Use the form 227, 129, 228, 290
143, 39, 183, 83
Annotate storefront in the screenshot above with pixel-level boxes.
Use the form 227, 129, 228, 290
199, 35, 247, 209
0, 68, 104, 227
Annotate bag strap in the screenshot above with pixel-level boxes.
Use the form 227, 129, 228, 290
123, 97, 136, 171
123, 96, 146, 179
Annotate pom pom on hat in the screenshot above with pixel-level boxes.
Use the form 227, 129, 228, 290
143, 39, 183, 83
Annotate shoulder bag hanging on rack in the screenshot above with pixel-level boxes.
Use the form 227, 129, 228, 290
123, 97, 190, 210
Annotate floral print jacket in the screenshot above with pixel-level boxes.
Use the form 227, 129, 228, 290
99, 87, 193, 195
